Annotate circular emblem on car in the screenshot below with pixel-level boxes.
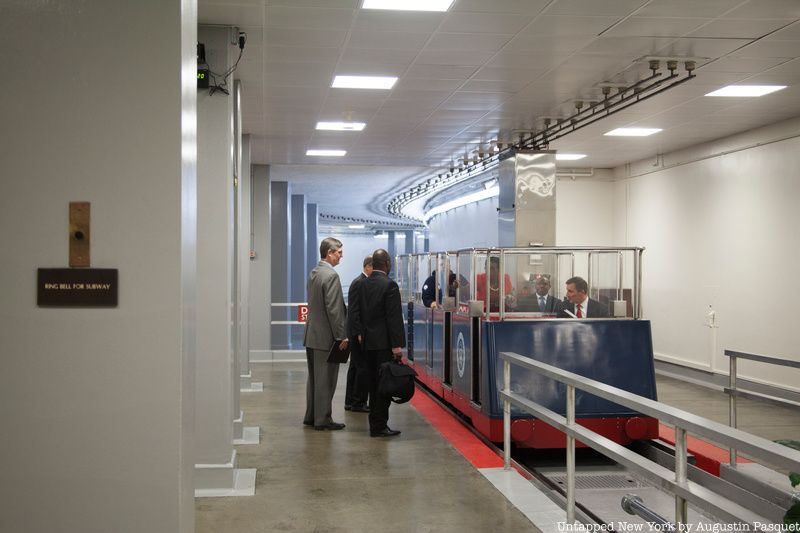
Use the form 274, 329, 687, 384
456, 332, 466, 379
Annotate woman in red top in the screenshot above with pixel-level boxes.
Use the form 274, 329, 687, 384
475, 257, 514, 312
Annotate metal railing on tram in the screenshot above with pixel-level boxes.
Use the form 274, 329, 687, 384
498, 351, 800, 527
397, 246, 645, 320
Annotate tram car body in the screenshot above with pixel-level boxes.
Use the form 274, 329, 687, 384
400, 247, 659, 449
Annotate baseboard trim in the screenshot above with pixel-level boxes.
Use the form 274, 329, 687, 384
251, 349, 306, 363
195, 449, 255, 497
234, 426, 260, 445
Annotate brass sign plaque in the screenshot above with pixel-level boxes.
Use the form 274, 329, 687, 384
37, 268, 118, 307
69, 202, 91, 267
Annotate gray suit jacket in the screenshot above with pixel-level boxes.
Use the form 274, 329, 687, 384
303, 261, 347, 351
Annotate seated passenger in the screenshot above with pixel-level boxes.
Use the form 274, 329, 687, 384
556, 276, 609, 318
517, 274, 558, 313
421, 268, 458, 309
475, 257, 516, 312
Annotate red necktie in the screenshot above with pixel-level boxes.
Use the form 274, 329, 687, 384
576, 303, 583, 318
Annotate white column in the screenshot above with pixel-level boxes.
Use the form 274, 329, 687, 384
249, 165, 271, 362
0, 2, 196, 532
194, 25, 254, 497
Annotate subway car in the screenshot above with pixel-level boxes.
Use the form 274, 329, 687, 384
396, 246, 659, 449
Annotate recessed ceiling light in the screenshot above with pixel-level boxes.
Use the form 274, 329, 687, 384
604, 128, 662, 137
556, 153, 587, 161
348, 224, 365, 229
306, 149, 346, 157
362, 0, 454, 11
332, 75, 398, 90
705, 85, 787, 97
316, 121, 366, 131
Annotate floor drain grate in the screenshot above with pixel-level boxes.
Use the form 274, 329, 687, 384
547, 473, 645, 490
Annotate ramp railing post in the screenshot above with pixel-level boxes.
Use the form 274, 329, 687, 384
566, 383, 576, 523
729, 354, 738, 467
675, 426, 688, 526
503, 357, 511, 470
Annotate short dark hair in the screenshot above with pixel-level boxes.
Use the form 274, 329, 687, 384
363, 255, 373, 268
566, 276, 588, 293
319, 237, 342, 259
372, 248, 391, 270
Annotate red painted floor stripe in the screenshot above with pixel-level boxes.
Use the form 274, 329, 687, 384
410, 387, 504, 469
658, 423, 750, 476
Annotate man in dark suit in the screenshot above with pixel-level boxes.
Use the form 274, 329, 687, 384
344, 255, 372, 413
302, 237, 349, 431
518, 273, 559, 313
556, 276, 610, 318
360, 248, 405, 437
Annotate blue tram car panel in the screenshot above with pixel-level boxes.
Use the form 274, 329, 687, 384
483, 319, 657, 418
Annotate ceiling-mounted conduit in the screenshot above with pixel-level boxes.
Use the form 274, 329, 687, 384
387, 63, 696, 222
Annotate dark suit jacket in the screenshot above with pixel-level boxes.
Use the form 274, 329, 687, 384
361, 271, 406, 351
346, 273, 366, 339
517, 293, 559, 313
303, 261, 347, 350
556, 297, 610, 318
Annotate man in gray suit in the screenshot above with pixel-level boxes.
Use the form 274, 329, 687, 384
303, 237, 349, 431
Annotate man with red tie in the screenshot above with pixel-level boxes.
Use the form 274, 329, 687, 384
556, 276, 610, 318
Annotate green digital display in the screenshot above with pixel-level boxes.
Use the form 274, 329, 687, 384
197, 68, 209, 89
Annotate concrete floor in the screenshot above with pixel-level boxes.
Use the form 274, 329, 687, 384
196, 362, 539, 533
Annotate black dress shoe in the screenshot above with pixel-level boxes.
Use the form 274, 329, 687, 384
344, 404, 353, 411
350, 404, 370, 413
370, 427, 401, 437
314, 422, 345, 431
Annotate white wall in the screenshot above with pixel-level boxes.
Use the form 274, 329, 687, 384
613, 117, 800, 391
428, 197, 499, 251
331, 233, 386, 298
0, 2, 196, 532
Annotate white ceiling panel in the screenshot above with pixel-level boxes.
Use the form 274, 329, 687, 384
414, 50, 496, 66
440, 12, 534, 33
601, 17, 710, 38
634, 0, 746, 18
699, 56, 790, 73
199, 4, 264, 25
583, 36, 674, 58
505, 33, 595, 54
264, 62, 336, 87
348, 30, 431, 50
730, 39, 800, 58
655, 37, 754, 59
722, 0, 800, 20
452, 0, 550, 14
265, 6, 355, 30
353, 10, 446, 33
267, 0, 359, 8
543, 0, 650, 17
265, 46, 341, 64
766, 20, 800, 39
426, 32, 513, 52
404, 64, 479, 80
519, 15, 620, 37
460, 78, 530, 93
687, 18, 791, 38
264, 27, 348, 48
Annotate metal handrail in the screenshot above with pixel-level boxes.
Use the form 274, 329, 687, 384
724, 349, 800, 466
499, 351, 800, 526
